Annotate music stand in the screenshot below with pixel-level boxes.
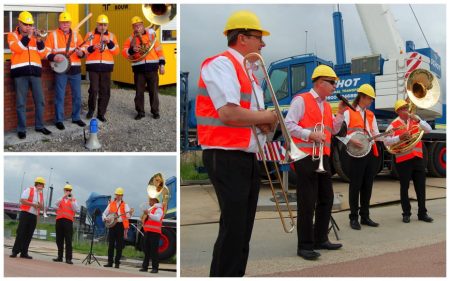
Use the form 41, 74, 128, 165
82, 208, 101, 266
328, 216, 340, 240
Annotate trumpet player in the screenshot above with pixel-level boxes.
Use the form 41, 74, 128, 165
102, 187, 131, 268
285, 65, 346, 260
196, 11, 277, 276
85, 14, 119, 122
10, 176, 46, 259
383, 99, 433, 223
122, 16, 165, 120
139, 195, 164, 273
53, 184, 78, 264
8, 11, 52, 139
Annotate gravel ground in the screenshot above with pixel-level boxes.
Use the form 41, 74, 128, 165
4, 83, 176, 152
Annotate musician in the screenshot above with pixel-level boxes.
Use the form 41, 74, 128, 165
10, 176, 46, 259
122, 16, 165, 120
148, 173, 169, 215
102, 187, 131, 268
196, 10, 277, 276
45, 11, 86, 130
285, 65, 345, 260
384, 99, 433, 223
53, 184, 78, 264
85, 14, 119, 122
339, 84, 381, 230
8, 11, 52, 139
139, 196, 164, 274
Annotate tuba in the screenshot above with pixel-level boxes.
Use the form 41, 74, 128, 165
385, 69, 440, 154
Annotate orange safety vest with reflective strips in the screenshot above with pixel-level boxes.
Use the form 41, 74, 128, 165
291, 92, 332, 156
347, 109, 379, 157
56, 198, 75, 222
45, 29, 85, 66
143, 206, 164, 234
20, 187, 43, 215
108, 200, 130, 229
121, 28, 165, 67
196, 51, 256, 149
390, 117, 423, 163
85, 29, 119, 71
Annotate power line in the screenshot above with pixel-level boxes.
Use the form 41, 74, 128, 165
409, 4, 430, 48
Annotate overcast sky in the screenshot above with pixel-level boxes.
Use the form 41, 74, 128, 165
4, 156, 176, 213
181, 4, 446, 100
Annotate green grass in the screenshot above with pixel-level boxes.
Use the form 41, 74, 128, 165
180, 161, 209, 181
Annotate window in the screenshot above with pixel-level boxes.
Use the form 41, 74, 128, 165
291, 64, 307, 94
264, 67, 288, 103
160, 16, 176, 43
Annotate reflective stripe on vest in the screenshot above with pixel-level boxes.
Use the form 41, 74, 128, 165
19, 187, 43, 215
109, 200, 130, 229
347, 109, 379, 157
196, 51, 254, 148
390, 118, 423, 163
86, 31, 118, 64
56, 199, 75, 221
143, 207, 163, 234
291, 93, 332, 156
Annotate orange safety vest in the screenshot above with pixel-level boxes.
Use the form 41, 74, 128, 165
121, 28, 165, 67
291, 92, 332, 156
143, 206, 163, 234
45, 29, 85, 66
20, 187, 43, 215
85, 29, 119, 71
347, 108, 379, 157
8, 28, 47, 77
108, 200, 130, 229
56, 199, 75, 222
390, 117, 423, 163
196, 51, 254, 149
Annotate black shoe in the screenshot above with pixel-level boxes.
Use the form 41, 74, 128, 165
17, 132, 26, 139
139, 268, 148, 272
66, 260, 73, 264
35, 127, 52, 135
418, 214, 434, 223
20, 254, 32, 259
150, 269, 158, 274
72, 120, 86, 127
134, 113, 145, 120
402, 215, 410, 223
86, 111, 94, 119
53, 258, 63, 262
56, 122, 65, 130
104, 263, 113, 267
297, 249, 321, 260
97, 115, 107, 122
350, 219, 361, 230
114, 264, 120, 268
10, 253, 18, 258
314, 241, 343, 250
361, 217, 379, 227
153, 113, 160, 119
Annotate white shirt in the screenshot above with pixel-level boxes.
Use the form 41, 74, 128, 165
285, 89, 344, 141
338, 105, 380, 145
102, 200, 131, 222
383, 116, 432, 146
147, 203, 164, 222
200, 47, 265, 153
54, 196, 79, 213
20, 186, 42, 216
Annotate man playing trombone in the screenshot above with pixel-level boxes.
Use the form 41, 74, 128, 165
10, 176, 46, 259
195, 10, 277, 276
53, 184, 79, 264
285, 65, 346, 260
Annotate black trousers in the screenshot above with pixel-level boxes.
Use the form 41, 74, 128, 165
142, 231, 161, 270
55, 218, 73, 260
395, 156, 427, 217
12, 211, 37, 256
107, 222, 124, 264
88, 71, 112, 117
348, 151, 377, 220
294, 155, 334, 251
134, 71, 159, 115
203, 149, 260, 277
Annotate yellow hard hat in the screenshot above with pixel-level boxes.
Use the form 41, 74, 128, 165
394, 99, 409, 112
34, 177, 46, 185
223, 10, 270, 36
64, 184, 73, 191
18, 11, 34, 25
311, 65, 338, 81
97, 14, 109, 24
131, 16, 143, 25
115, 187, 124, 195
357, 84, 376, 99
59, 12, 72, 22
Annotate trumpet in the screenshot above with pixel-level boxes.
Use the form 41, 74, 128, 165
99, 31, 106, 53
32, 29, 48, 40
312, 114, 327, 173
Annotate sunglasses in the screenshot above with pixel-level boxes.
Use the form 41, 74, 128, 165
243, 33, 263, 42
322, 79, 336, 86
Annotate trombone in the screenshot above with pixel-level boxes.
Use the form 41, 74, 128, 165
243, 52, 308, 233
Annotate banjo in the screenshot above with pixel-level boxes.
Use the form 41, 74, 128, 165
346, 127, 402, 158
104, 207, 134, 228
50, 33, 94, 74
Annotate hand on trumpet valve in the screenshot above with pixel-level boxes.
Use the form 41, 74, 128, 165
309, 131, 326, 143
399, 131, 412, 141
